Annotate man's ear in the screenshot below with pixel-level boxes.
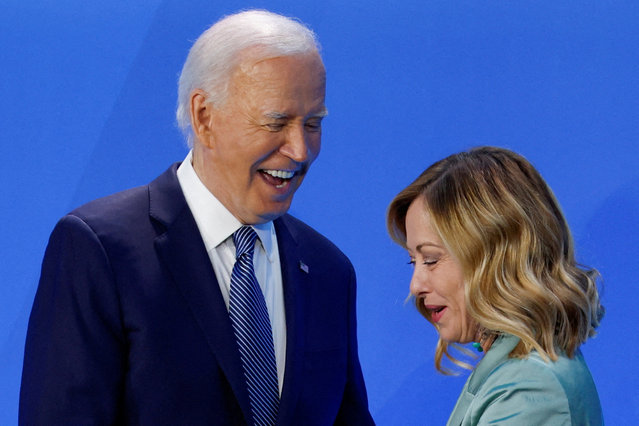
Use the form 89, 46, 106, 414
190, 90, 214, 147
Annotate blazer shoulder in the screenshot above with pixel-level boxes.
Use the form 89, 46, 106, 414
486, 351, 596, 398
278, 214, 352, 266
67, 185, 151, 236
483, 355, 568, 394
74, 183, 148, 213
66, 163, 182, 236
467, 355, 582, 425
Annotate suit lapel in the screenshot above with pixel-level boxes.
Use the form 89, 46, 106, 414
149, 165, 252, 421
274, 217, 308, 422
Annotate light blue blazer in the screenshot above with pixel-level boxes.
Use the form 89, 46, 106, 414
447, 334, 603, 425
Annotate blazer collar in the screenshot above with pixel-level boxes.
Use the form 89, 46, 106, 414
272, 216, 309, 423
467, 334, 520, 394
149, 164, 253, 421
447, 334, 520, 425
148, 163, 186, 227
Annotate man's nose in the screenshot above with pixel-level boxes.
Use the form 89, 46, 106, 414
280, 124, 310, 163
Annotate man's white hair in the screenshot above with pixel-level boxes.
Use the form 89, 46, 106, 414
176, 9, 322, 147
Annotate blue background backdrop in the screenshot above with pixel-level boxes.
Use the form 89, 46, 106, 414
2, 1, 638, 424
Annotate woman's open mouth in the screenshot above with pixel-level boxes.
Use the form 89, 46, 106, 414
426, 305, 447, 323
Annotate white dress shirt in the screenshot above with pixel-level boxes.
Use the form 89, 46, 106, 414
176, 151, 286, 394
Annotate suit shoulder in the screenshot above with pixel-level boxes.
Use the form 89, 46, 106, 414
471, 352, 603, 424
67, 185, 150, 232
468, 356, 572, 424
278, 214, 352, 266
486, 355, 565, 388
488, 351, 592, 390
477, 353, 578, 411
71, 184, 149, 219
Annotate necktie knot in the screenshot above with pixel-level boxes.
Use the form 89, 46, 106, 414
233, 226, 257, 259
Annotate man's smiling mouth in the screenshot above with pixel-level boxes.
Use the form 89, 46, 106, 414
260, 169, 296, 188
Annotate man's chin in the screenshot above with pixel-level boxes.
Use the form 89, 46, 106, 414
241, 200, 293, 225
260, 205, 292, 222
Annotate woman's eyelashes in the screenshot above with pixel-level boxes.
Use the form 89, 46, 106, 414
407, 256, 439, 266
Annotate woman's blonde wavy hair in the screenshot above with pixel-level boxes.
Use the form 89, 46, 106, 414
387, 146, 604, 373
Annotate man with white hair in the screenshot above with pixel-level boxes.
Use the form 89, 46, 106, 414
20, 10, 374, 425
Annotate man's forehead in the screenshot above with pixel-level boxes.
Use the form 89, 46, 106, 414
236, 51, 324, 76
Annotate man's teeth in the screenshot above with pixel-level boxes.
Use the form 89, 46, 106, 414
263, 170, 294, 179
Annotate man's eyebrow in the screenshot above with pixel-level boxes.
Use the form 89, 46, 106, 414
264, 112, 289, 120
311, 107, 329, 118
263, 108, 328, 120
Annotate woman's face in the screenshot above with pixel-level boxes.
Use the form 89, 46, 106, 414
405, 197, 477, 344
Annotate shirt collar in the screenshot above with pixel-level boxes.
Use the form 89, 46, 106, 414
177, 150, 276, 261
252, 222, 277, 262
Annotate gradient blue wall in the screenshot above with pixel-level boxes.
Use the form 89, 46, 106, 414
2, 1, 638, 424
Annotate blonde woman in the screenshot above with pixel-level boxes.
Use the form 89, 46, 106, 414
387, 146, 604, 425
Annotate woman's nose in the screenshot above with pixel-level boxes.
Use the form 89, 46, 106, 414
409, 268, 429, 297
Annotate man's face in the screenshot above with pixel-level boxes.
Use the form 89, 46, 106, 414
193, 53, 326, 224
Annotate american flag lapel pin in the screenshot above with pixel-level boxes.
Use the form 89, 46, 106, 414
299, 260, 309, 274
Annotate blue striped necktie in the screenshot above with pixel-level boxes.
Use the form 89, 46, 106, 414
229, 226, 279, 426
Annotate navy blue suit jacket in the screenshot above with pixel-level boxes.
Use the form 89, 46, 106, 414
20, 164, 373, 425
